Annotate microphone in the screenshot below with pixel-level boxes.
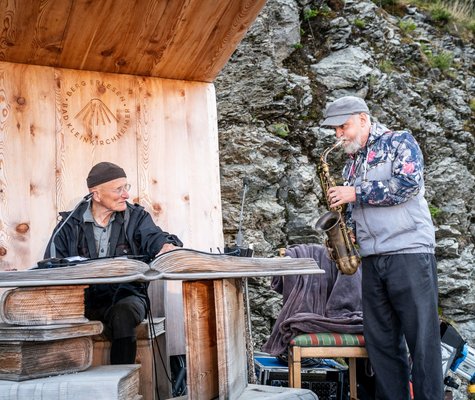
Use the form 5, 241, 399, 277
49, 193, 93, 259
236, 177, 249, 248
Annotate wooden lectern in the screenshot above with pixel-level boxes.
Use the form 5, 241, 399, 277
169, 252, 323, 400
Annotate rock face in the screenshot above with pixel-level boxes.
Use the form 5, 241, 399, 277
215, 0, 474, 396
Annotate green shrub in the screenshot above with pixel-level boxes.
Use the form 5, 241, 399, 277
467, 20, 475, 34
354, 19, 366, 29
429, 205, 442, 219
431, 4, 453, 24
379, 59, 395, 73
429, 51, 454, 70
268, 123, 290, 138
303, 5, 332, 20
373, 0, 399, 6
304, 8, 318, 20
470, 98, 475, 112
421, 44, 454, 71
399, 18, 417, 34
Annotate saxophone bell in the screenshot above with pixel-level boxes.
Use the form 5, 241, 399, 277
315, 210, 360, 275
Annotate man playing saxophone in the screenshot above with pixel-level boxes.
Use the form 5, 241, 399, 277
320, 96, 443, 400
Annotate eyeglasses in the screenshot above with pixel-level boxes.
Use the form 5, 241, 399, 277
109, 184, 131, 195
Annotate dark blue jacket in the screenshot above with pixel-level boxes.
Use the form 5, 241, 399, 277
44, 202, 182, 309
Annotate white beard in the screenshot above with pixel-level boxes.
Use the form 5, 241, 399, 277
343, 133, 363, 154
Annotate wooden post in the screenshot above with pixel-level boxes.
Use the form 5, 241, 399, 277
214, 278, 247, 399
182, 278, 249, 400
183, 280, 219, 399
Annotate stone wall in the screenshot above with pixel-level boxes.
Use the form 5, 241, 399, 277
215, 0, 474, 396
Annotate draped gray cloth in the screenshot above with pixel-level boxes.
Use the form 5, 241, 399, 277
261, 244, 363, 356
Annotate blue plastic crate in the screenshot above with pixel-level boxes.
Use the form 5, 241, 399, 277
254, 354, 346, 400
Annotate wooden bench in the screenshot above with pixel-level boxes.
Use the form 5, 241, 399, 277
92, 317, 168, 400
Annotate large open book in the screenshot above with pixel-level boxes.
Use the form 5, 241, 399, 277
0, 248, 322, 287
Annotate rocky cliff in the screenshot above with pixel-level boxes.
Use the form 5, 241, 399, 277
215, 0, 474, 395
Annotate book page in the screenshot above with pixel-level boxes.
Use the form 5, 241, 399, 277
150, 248, 322, 280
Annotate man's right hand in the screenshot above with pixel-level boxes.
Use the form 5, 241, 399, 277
157, 243, 179, 256
349, 230, 356, 244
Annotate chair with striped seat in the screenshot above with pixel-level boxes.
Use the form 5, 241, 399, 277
288, 332, 367, 400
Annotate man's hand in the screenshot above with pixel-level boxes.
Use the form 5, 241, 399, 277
157, 243, 179, 256
348, 229, 356, 244
327, 186, 356, 208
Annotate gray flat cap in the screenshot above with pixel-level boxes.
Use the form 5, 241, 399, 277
321, 96, 370, 126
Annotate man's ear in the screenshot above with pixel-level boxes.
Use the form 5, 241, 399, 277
359, 113, 368, 126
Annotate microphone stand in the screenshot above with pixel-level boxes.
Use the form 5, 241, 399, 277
235, 177, 248, 249
225, 177, 253, 257
37, 193, 93, 268
223, 177, 256, 383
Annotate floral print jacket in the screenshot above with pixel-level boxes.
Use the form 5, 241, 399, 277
343, 122, 435, 256
343, 122, 424, 205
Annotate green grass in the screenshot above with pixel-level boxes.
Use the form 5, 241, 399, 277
431, 4, 453, 24
421, 43, 454, 71
373, 0, 475, 37
303, 5, 332, 20
434, 0, 475, 22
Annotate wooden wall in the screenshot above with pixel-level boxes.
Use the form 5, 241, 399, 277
0, 61, 224, 353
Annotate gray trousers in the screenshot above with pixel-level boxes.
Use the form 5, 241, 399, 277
362, 253, 443, 400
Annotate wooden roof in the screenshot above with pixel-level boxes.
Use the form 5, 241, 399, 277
0, 0, 266, 82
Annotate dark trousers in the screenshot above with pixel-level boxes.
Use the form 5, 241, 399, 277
362, 253, 443, 400
86, 295, 147, 364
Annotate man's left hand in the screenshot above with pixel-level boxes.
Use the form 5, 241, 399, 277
327, 186, 356, 208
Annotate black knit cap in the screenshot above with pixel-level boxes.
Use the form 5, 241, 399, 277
86, 162, 127, 188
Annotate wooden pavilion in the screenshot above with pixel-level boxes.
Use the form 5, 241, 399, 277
0, 0, 265, 355
0, 2, 324, 400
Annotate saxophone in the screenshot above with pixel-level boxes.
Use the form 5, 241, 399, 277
315, 140, 361, 275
